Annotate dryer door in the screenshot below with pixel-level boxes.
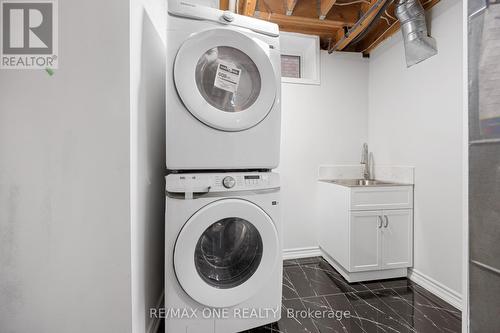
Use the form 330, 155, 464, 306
174, 198, 279, 308
174, 28, 278, 132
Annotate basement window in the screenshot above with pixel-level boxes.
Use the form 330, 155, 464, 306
279, 32, 320, 85
281, 55, 301, 78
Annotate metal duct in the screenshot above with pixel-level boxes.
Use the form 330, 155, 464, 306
395, 0, 437, 67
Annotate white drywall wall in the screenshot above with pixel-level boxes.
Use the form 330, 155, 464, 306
0, 0, 132, 332
278, 52, 369, 251
367, 0, 463, 295
130, 0, 167, 332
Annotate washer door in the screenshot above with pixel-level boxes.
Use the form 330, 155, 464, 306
174, 199, 279, 308
174, 28, 277, 132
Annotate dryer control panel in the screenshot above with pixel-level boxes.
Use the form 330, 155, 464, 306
166, 172, 280, 194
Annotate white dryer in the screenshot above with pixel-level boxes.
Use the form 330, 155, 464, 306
165, 172, 282, 333
166, 0, 281, 170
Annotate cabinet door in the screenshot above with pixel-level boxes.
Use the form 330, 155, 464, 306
350, 211, 382, 271
381, 209, 413, 269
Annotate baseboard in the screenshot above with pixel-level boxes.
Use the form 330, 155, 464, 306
147, 290, 164, 333
408, 268, 462, 310
282, 246, 322, 260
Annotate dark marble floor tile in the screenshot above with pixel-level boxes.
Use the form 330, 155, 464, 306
306, 258, 339, 274
358, 280, 385, 291
389, 298, 460, 333
301, 296, 357, 333
275, 298, 321, 333
353, 290, 421, 331
284, 266, 320, 298
344, 288, 454, 333
408, 284, 461, 318
224, 257, 459, 333
158, 317, 164, 332
359, 302, 418, 333
239, 324, 273, 333
299, 265, 348, 296
282, 268, 301, 300
302, 264, 368, 294
323, 294, 366, 331
303, 259, 372, 293
382, 286, 462, 332
283, 259, 299, 267
295, 256, 323, 265
379, 277, 414, 289
286, 263, 356, 298
393, 287, 462, 331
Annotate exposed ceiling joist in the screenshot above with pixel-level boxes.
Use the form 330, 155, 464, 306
243, 0, 257, 16
220, 0, 229, 10
330, 0, 389, 52
221, 0, 440, 55
285, 0, 298, 15
319, 0, 338, 20
359, 19, 400, 54
258, 12, 353, 31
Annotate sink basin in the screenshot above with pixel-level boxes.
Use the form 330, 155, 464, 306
323, 179, 405, 187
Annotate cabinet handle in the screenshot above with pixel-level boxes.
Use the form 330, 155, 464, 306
384, 215, 389, 228
377, 216, 383, 228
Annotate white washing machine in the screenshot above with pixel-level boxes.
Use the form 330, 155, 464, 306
166, 0, 282, 170
165, 172, 282, 333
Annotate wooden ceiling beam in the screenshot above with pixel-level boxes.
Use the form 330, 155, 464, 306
360, 20, 399, 54
227, 0, 440, 55
319, 0, 338, 20
330, 0, 389, 52
220, 0, 229, 10
271, 26, 341, 37
286, 0, 298, 15
258, 12, 354, 31
243, 0, 257, 16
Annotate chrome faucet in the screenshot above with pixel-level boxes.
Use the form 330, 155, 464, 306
361, 143, 371, 180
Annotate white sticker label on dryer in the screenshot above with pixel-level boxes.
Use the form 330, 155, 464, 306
214, 61, 241, 93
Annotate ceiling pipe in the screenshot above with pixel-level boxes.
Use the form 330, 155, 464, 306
395, 0, 437, 67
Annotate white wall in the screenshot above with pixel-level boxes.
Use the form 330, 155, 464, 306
0, 1, 132, 332
0, 1, 167, 332
130, 1, 166, 333
278, 52, 369, 251
367, 0, 463, 295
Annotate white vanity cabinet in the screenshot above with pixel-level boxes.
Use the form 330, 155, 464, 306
351, 209, 413, 271
318, 181, 413, 282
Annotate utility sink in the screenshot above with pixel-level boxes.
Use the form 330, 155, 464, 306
322, 179, 407, 187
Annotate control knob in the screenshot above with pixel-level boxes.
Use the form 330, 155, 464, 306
222, 176, 236, 189
222, 11, 235, 22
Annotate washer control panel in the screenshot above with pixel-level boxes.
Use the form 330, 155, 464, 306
213, 173, 272, 190
166, 172, 279, 194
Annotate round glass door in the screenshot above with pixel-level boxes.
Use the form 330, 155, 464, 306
195, 46, 261, 113
174, 199, 279, 308
174, 28, 278, 132
195, 217, 263, 289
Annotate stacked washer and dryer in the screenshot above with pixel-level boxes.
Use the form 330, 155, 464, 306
164, 1, 283, 332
